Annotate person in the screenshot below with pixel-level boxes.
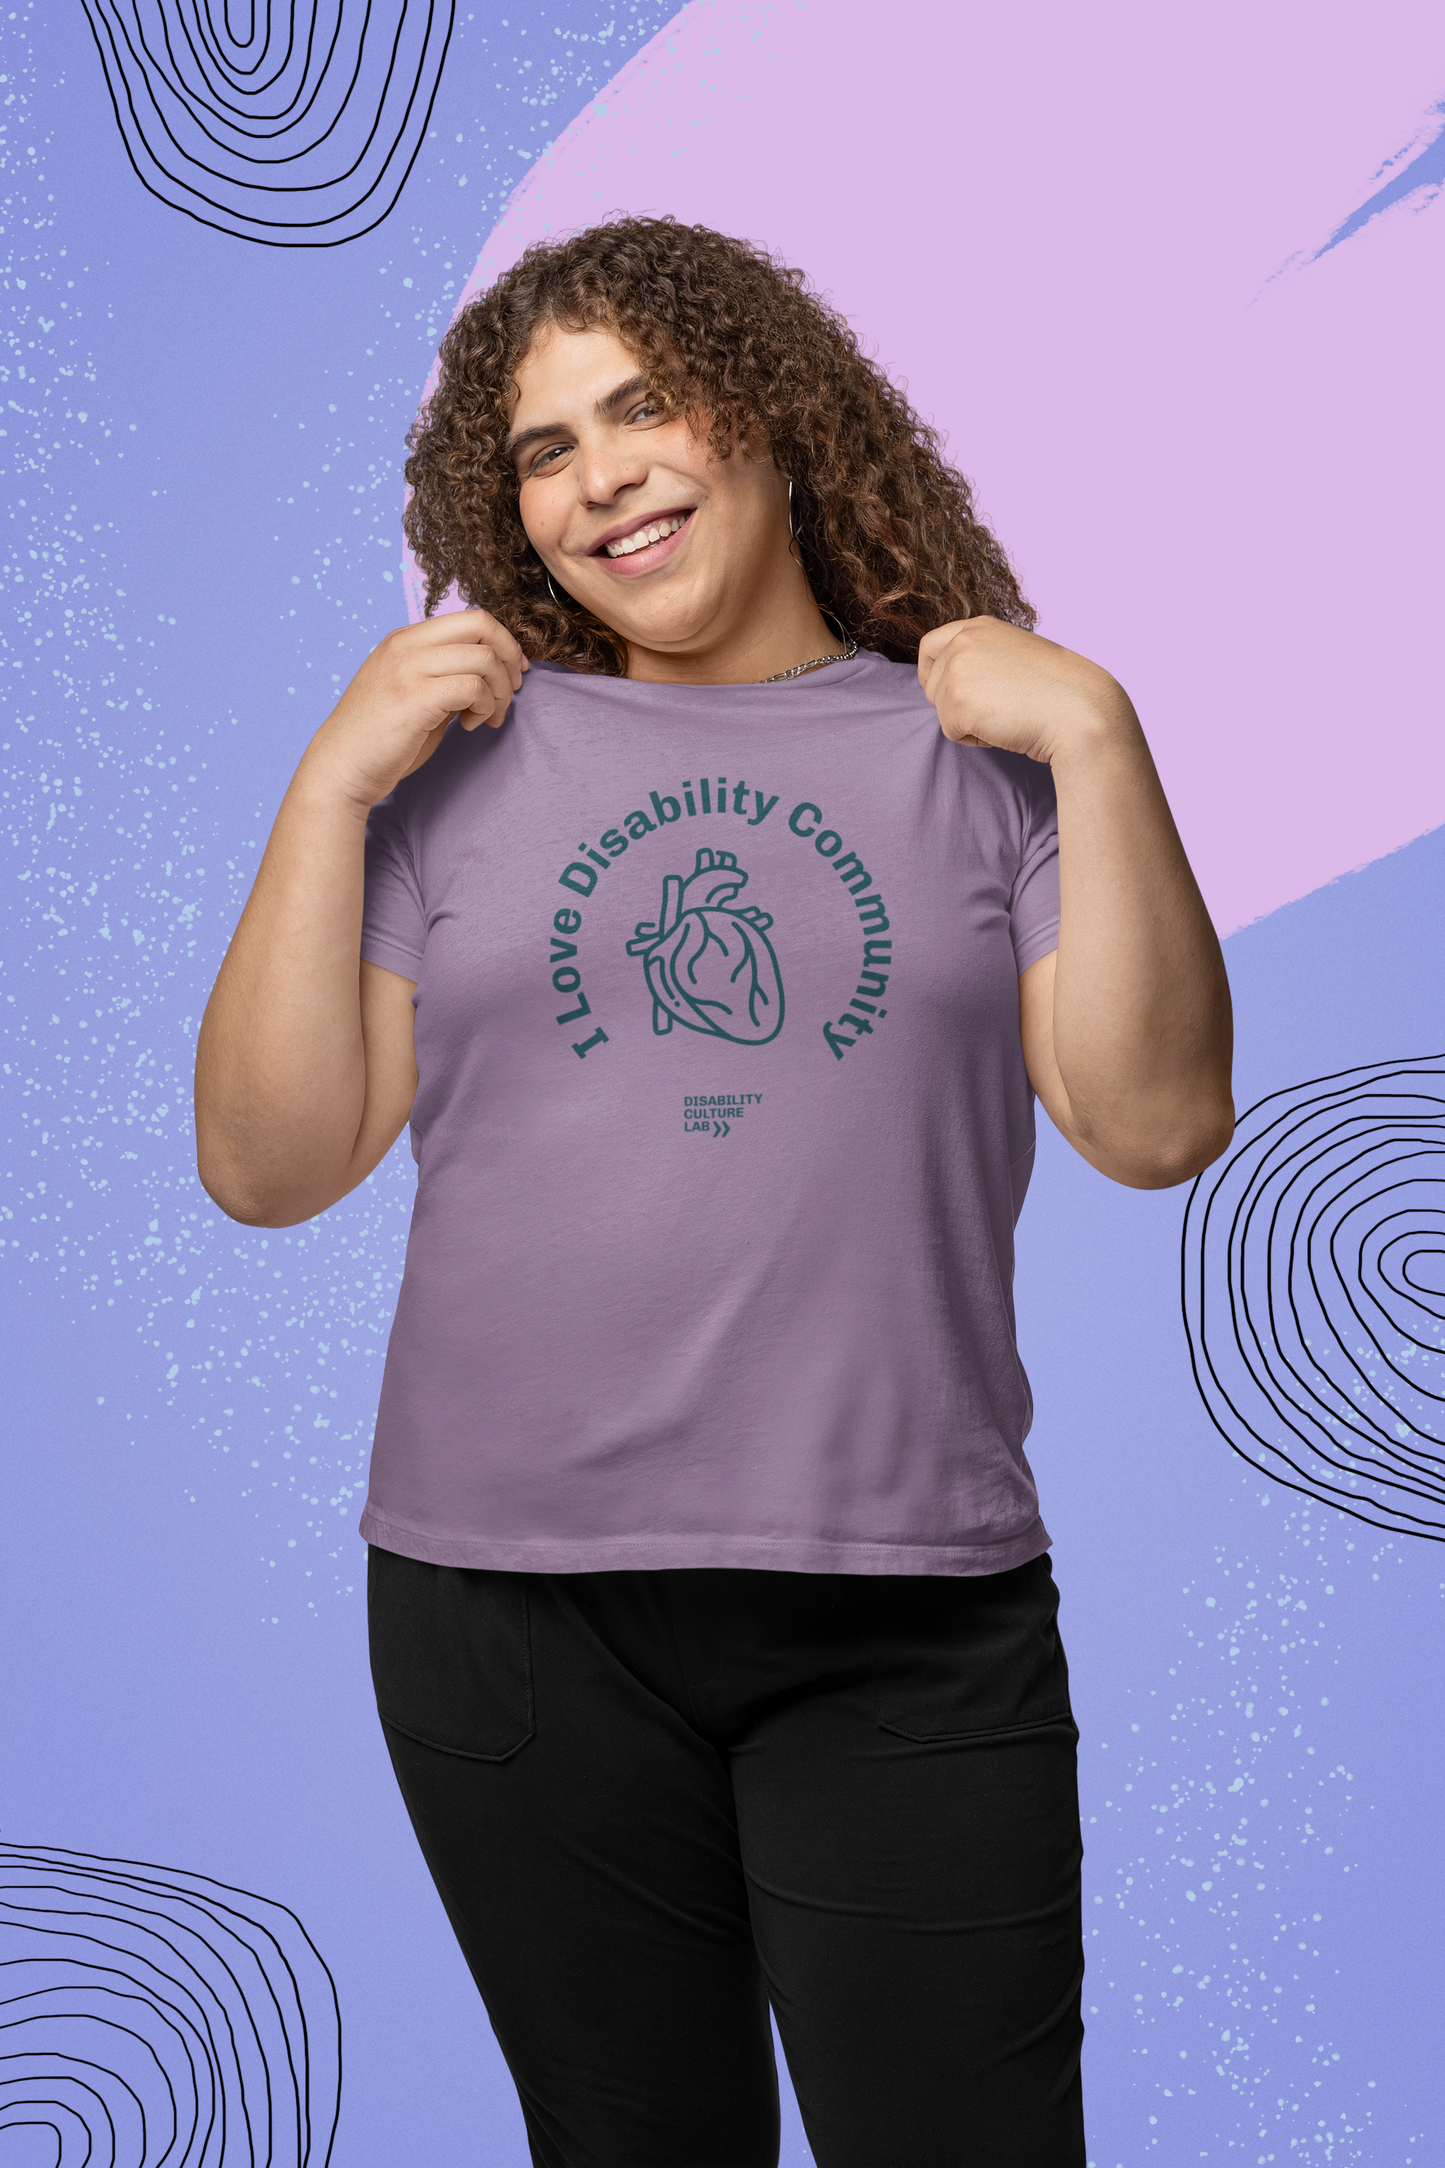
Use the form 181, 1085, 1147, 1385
194, 216, 1234, 2168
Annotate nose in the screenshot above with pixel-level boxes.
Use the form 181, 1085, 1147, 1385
574, 431, 648, 511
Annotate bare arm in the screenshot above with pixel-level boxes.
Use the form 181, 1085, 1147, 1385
194, 759, 419, 1224
919, 617, 1234, 1189
195, 610, 526, 1227
1016, 705, 1234, 1185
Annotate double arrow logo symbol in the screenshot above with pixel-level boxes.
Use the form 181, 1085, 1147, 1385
712, 1119, 731, 1139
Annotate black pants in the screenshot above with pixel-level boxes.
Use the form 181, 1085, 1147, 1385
369, 1548, 1086, 2168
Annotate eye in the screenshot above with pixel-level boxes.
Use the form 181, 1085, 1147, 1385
528, 441, 569, 474
629, 399, 664, 425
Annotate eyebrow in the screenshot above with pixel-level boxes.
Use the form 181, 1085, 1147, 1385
504, 373, 652, 465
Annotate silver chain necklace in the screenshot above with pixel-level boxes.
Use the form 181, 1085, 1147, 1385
756, 628, 859, 685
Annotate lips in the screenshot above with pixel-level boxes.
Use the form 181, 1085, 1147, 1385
589, 507, 695, 575
600, 511, 691, 558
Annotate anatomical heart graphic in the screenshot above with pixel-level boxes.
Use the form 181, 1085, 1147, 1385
626, 848, 785, 1043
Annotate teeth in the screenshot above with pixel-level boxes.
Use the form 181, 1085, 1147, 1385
605, 514, 686, 558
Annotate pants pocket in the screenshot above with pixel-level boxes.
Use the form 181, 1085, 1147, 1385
368, 1545, 535, 1762
873, 1553, 1076, 1743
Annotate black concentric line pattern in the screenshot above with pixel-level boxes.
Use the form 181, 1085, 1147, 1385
1182, 1054, 1445, 1539
80, 0, 455, 245
0, 1840, 341, 2162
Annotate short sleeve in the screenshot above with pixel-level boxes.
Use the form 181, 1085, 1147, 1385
361, 792, 426, 982
1009, 760, 1060, 975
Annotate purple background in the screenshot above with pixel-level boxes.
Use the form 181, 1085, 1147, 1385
4, 0, 1443, 2161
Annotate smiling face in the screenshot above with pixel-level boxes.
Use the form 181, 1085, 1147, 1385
507, 322, 831, 683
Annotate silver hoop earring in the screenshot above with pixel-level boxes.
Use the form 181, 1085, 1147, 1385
545, 569, 566, 608
786, 475, 805, 569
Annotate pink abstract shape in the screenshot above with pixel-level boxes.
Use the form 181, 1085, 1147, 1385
408, 0, 1443, 935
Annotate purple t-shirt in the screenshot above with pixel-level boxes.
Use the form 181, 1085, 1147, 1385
358, 646, 1060, 1576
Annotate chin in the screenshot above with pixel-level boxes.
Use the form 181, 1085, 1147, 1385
586, 587, 714, 651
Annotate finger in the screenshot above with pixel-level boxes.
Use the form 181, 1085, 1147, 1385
429, 672, 492, 723
410, 607, 499, 640
479, 617, 528, 688
427, 639, 508, 682
459, 648, 519, 731
916, 619, 968, 679
452, 614, 528, 690
418, 609, 528, 689
428, 638, 523, 703
918, 643, 954, 710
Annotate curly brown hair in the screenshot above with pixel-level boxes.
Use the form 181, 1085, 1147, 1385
402, 215, 1034, 673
